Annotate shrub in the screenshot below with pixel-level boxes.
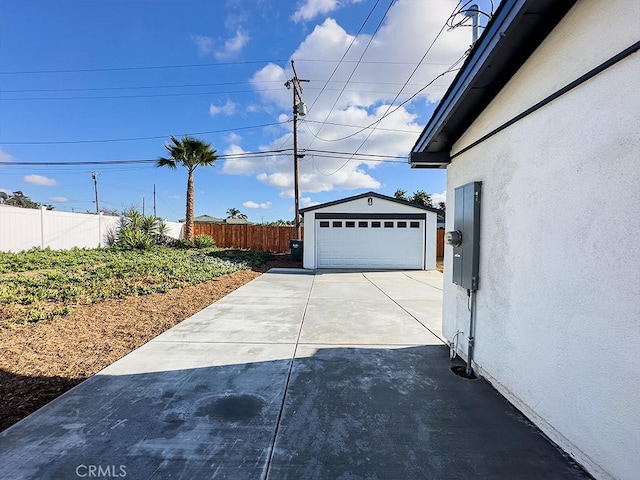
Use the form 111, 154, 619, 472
193, 234, 215, 249
117, 228, 155, 251
107, 208, 169, 250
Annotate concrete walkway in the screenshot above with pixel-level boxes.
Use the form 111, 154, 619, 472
0, 270, 589, 479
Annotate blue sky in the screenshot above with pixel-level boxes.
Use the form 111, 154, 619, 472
0, 0, 495, 222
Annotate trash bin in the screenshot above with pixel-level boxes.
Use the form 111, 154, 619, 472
289, 239, 303, 262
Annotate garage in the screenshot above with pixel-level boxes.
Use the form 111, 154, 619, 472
301, 191, 439, 270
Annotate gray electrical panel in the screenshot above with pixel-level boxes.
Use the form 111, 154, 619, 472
449, 181, 481, 291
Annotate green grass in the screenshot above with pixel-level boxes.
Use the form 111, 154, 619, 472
0, 246, 271, 325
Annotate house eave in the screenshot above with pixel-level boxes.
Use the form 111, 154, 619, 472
409, 151, 451, 169
409, 0, 578, 167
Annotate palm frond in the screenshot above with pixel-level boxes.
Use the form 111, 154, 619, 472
157, 157, 178, 169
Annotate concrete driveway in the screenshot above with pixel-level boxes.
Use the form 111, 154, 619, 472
0, 269, 589, 479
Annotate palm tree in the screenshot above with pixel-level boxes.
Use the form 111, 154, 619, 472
157, 135, 217, 241
226, 208, 248, 219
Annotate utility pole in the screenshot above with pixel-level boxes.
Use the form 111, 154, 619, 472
285, 60, 309, 240
153, 184, 157, 218
142, 197, 145, 216
464, 4, 480, 44
91, 171, 100, 214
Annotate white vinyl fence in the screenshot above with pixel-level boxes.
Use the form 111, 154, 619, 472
0, 205, 183, 253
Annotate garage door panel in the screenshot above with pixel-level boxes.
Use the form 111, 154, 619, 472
316, 219, 424, 269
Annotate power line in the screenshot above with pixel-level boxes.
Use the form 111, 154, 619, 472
0, 149, 294, 166
305, 0, 468, 176
0, 121, 291, 145
2, 83, 450, 102
310, 58, 464, 174
302, 0, 467, 149
2, 159, 157, 166
303, 59, 464, 144
0, 59, 457, 76
333, 1, 466, 173
304, 120, 419, 134
0, 148, 407, 167
0, 60, 286, 75
1, 87, 287, 101
306, 0, 396, 150
310, 154, 405, 176
2, 80, 279, 93
304, 0, 383, 116
3, 79, 448, 94
302, 148, 403, 158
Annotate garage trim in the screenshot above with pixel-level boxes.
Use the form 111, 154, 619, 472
315, 213, 427, 220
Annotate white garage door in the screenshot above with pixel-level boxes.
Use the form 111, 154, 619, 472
316, 218, 424, 269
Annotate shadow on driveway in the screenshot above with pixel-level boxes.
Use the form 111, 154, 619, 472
0, 344, 590, 479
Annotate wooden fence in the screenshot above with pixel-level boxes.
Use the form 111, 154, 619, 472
436, 229, 444, 258
194, 224, 303, 253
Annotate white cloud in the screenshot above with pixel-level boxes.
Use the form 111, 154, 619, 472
49, 196, 68, 203
243, 200, 272, 209
257, 172, 291, 189
214, 29, 250, 60
0, 148, 15, 169
301, 197, 321, 207
250, 63, 290, 111
222, 144, 266, 175
292, 0, 363, 23
0, 148, 15, 163
191, 35, 214, 55
431, 190, 446, 205
224, 11, 247, 31
24, 174, 56, 186
192, 27, 250, 60
225, 132, 243, 144
238, 0, 471, 198
209, 99, 238, 116
168, 195, 181, 200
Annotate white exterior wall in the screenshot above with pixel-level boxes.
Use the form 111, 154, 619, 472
443, 1, 640, 479
0, 205, 183, 252
302, 195, 437, 270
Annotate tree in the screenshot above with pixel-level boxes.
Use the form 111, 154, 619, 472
394, 188, 433, 208
84, 207, 120, 216
4, 191, 53, 209
394, 189, 408, 201
157, 135, 217, 241
410, 190, 433, 208
438, 201, 446, 212
226, 208, 248, 219
265, 219, 294, 226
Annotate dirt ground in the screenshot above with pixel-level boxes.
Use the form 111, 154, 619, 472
0, 255, 301, 432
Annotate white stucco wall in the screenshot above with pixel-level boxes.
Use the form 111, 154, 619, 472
302, 195, 437, 270
443, 1, 640, 479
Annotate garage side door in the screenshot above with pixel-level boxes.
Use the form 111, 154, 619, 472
316, 219, 424, 269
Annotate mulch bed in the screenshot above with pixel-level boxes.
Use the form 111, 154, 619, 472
0, 254, 301, 432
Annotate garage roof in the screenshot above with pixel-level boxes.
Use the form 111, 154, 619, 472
409, 0, 577, 168
300, 191, 442, 214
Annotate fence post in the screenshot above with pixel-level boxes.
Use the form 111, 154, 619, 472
40, 206, 47, 248
98, 212, 104, 248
